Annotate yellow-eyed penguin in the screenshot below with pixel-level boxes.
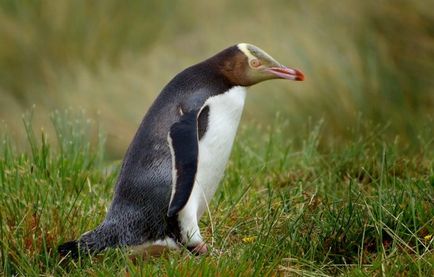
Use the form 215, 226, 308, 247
58, 43, 304, 257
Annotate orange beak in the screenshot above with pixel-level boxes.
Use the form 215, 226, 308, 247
266, 67, 305, 81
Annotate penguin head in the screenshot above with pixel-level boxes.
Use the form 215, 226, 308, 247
213, 43, 304, 87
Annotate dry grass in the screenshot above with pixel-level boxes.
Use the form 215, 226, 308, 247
0, 0, 433, 157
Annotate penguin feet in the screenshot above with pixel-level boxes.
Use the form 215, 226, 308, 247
187, 242, 208, 255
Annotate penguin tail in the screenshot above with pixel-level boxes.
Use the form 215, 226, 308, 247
58, 224, 118, 259
58, 240, 79, 259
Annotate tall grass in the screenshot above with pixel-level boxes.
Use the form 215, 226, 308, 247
0, 115, 432, 275
0, 0, 433, 157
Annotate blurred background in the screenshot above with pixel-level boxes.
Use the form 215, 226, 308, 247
0, 0, 433, 159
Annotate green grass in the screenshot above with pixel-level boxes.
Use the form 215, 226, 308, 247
0, 112, 432, 276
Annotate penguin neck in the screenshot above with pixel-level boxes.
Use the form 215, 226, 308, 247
172, 62, 238, 94
194, 61, 235, 88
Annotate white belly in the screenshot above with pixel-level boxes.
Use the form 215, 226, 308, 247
191, 86, 246, 219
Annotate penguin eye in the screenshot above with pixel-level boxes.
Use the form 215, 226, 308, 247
250, 59, 261, 68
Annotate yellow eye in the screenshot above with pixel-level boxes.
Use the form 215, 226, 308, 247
250, 59, 261, 68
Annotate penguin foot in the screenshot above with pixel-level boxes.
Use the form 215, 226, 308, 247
187, 242, 208, 255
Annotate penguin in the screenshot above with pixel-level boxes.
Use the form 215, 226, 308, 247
58, 43, 304, 258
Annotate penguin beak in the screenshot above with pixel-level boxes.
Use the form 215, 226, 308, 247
265, 66, 305, 81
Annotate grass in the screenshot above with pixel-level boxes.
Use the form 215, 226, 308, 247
0, 112, 432, 276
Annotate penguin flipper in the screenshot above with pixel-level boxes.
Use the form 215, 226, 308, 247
167, 110, 199, 217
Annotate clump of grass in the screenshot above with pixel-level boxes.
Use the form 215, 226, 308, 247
0, 111, 114, 275
0, 113, 432, 276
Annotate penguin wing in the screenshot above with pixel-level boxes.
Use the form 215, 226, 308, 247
167, 110, 199, 217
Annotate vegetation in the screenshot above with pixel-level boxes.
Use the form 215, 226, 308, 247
0, 112, 432, 276
0, 0, 432, 157
0, 0, 433, 276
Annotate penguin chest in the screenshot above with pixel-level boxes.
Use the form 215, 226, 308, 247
192, 86, 246, 218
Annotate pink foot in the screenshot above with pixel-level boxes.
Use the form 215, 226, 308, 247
187, 242, 208, 255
